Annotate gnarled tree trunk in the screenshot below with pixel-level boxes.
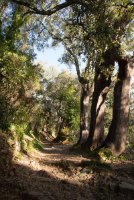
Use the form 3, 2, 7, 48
83, 67, 112, 149
77, 82, 91, 144
82, 50, 115, 150
103, 57, 134, 156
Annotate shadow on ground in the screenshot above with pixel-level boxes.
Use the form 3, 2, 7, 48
0, 135, 134, 200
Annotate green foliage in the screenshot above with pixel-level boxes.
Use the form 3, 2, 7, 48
32, 140, 44, 152
0, 97, 11, 130
98, 148, 114, 161
98, 146, 131, 162
42, 70, 80, 141
0, 2, 44, 155
25, 130, 44, 152
0, 49, 42, 129
9, 123, 44, 154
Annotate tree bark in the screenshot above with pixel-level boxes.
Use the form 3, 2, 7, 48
103, 57, 134, 156
77, 82, 91, 144
82, 49, 115, 150
82, 67, 111, 149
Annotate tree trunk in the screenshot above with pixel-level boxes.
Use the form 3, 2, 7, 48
77, 82, 91, 144
103, 57, 134, 156
82, 49, 115, 150
83, 67, 111, 149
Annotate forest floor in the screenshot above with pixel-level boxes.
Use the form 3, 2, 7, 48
0, 137, 134, 200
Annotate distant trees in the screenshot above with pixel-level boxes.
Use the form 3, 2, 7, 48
41, 70, 80, 142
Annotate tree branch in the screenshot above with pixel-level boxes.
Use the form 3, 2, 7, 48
48, 34, 82, 82
66, 47, 82, 82
49, 34, 82, 82
10, 0, 88, 16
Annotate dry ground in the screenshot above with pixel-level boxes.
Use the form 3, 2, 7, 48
0, 138, 134, 200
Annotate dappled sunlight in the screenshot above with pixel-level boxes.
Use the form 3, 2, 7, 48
5, 145, 96, 200
10, 143, 134, 200
1, 132, 134, 200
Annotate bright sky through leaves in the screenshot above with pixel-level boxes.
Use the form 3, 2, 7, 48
35, 46, 76, 73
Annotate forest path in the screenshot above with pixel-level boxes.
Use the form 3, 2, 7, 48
1, 140, 134, 200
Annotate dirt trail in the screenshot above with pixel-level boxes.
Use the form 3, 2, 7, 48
0, 140, 134, 200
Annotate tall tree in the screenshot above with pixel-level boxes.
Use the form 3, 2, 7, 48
81, 0, 134, 150
103, 57, 134, 155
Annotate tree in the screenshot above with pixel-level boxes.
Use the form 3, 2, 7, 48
103, 57, 134, 156
46, 0, 134, 150
84, 54, 114, 149
78, 0, 134, 151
